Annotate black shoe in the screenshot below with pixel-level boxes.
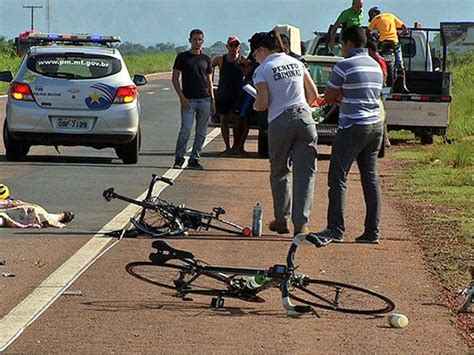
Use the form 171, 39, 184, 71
188, 159, 204, 170
313, 228, 343, 243
355, 234, 380, 244
173, 157, 185, 169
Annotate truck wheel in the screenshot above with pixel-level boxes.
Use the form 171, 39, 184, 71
258, 129, 269, 158
420, 133, 434, 145
116, 128, 140, 164
3, 120, 28, 161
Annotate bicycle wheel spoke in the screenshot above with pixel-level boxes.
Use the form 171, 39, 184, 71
289, 279, 395, 315
126, 261, 230, 294
126, 261, 186, 290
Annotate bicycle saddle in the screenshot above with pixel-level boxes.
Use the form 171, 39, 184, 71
149, 240, 194, 264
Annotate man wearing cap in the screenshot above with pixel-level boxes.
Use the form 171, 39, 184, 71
329, 0, 364, 52
211, 36, 245, 155
367, 7, 409, 93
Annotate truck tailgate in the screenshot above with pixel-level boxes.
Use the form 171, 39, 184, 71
384, 101, 449, 128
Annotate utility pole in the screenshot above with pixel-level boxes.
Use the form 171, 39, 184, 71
22, 5, 43, 30
46, 0, 51, 32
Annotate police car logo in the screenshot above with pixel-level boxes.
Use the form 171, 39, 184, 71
85, 83, 116, 109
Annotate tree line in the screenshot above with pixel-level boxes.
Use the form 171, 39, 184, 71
118, 40, 250, 57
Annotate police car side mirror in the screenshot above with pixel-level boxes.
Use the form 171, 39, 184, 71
133, 74, 147, 86
0, 71, 13, 83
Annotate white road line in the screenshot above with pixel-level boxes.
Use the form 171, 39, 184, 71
0, 127, 221, 352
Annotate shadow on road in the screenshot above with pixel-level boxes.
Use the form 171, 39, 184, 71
0, 154, 116, 165
80, 299, 291, 318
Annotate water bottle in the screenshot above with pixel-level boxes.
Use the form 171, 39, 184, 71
245, 275, 273, 290
252, 202, 263, 237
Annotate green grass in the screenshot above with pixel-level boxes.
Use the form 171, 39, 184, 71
388, 51, 474, 293
0, 52, 176, 94
0, 53, 21, 93
123, 52, 175, 76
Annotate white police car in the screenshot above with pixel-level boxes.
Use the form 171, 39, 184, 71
0, 33, 147, 164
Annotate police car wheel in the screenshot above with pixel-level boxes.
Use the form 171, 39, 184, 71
3, 121, 28, 161
116, 128, 140, 164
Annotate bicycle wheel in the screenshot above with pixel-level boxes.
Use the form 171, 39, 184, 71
125, 261, 230, 295
132, 197, 187, 237
289, 279, 395, 315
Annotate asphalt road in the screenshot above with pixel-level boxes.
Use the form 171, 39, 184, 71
0, 73, 186, 237
0, 74, 468, 353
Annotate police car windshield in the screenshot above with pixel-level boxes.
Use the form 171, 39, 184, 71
26, 54, 122, 79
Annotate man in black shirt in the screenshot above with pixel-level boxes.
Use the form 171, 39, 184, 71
172, 29, 215, 170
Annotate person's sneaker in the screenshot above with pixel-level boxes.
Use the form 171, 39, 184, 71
188, 159, 204, 170
355, 234, 380, 244
313, 228, 344, 243
294, 226, 310, 236
173, 157, 185, 169
268, 219, 290, 234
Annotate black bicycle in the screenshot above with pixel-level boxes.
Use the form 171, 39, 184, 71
126, 234, 396, 315
103, 174, 252, 238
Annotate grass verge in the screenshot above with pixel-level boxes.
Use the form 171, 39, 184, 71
386, 51, 474, 346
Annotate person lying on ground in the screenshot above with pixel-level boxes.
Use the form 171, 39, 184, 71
0, 184, 74, 228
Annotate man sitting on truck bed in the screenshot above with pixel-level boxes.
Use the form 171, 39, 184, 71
329, 0, 364, 52
367, 6, 409, 93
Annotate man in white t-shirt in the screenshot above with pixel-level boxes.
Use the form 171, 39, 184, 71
252, 31, 320, 236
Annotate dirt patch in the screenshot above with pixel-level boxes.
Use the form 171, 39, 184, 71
380, 147, 474, 348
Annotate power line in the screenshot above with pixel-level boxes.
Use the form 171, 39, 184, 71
22, 4, 43, 31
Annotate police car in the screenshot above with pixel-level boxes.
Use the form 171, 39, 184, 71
0, 33, 147, 164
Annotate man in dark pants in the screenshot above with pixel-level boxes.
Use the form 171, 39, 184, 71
314, 26, 383, 244
172, 29, 215, 170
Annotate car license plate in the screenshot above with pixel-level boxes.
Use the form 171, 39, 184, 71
52, 117, 94, 131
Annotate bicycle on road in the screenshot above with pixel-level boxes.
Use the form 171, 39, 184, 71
103, 174, 252, 238
126, 233, 396, 315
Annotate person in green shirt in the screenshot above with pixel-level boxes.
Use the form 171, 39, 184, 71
329, 0, 364, 51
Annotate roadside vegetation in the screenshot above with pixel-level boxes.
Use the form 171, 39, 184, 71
387, 51, 473, 343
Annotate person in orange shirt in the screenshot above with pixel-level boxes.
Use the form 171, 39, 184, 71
367, 7, 409, 93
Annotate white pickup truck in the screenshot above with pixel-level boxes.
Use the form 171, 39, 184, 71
307, 26, 452, 145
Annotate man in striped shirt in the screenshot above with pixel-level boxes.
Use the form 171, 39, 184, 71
315, 25, 383, 244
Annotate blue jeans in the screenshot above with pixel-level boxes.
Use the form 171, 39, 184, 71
175, 98, 211, 160
327, 122, 383, 238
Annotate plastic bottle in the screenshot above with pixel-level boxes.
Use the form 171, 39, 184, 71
252, 202, 263, 237
245, 275, 273, 290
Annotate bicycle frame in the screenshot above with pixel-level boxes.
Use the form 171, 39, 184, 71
149, 234, 332, 314
103, 174, 252, 237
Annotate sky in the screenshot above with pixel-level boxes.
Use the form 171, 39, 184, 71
0, 0, 473, 46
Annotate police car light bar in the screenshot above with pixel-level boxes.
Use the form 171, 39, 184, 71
27, 33, 121, 44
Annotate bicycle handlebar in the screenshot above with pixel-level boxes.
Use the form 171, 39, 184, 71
103, 188, 116, 201
281, 233, 332, 315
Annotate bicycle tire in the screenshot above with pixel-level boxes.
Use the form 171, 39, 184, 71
125, 261, 230, 294
131, 196, 187, 237
289, 279, 395, 315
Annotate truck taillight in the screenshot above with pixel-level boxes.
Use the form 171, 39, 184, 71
113, 85, 137, 104
11, 82, 34, 101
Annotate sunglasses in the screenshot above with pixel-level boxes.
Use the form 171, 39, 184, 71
228, 42, 240, 48
253, 47, 263, 57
